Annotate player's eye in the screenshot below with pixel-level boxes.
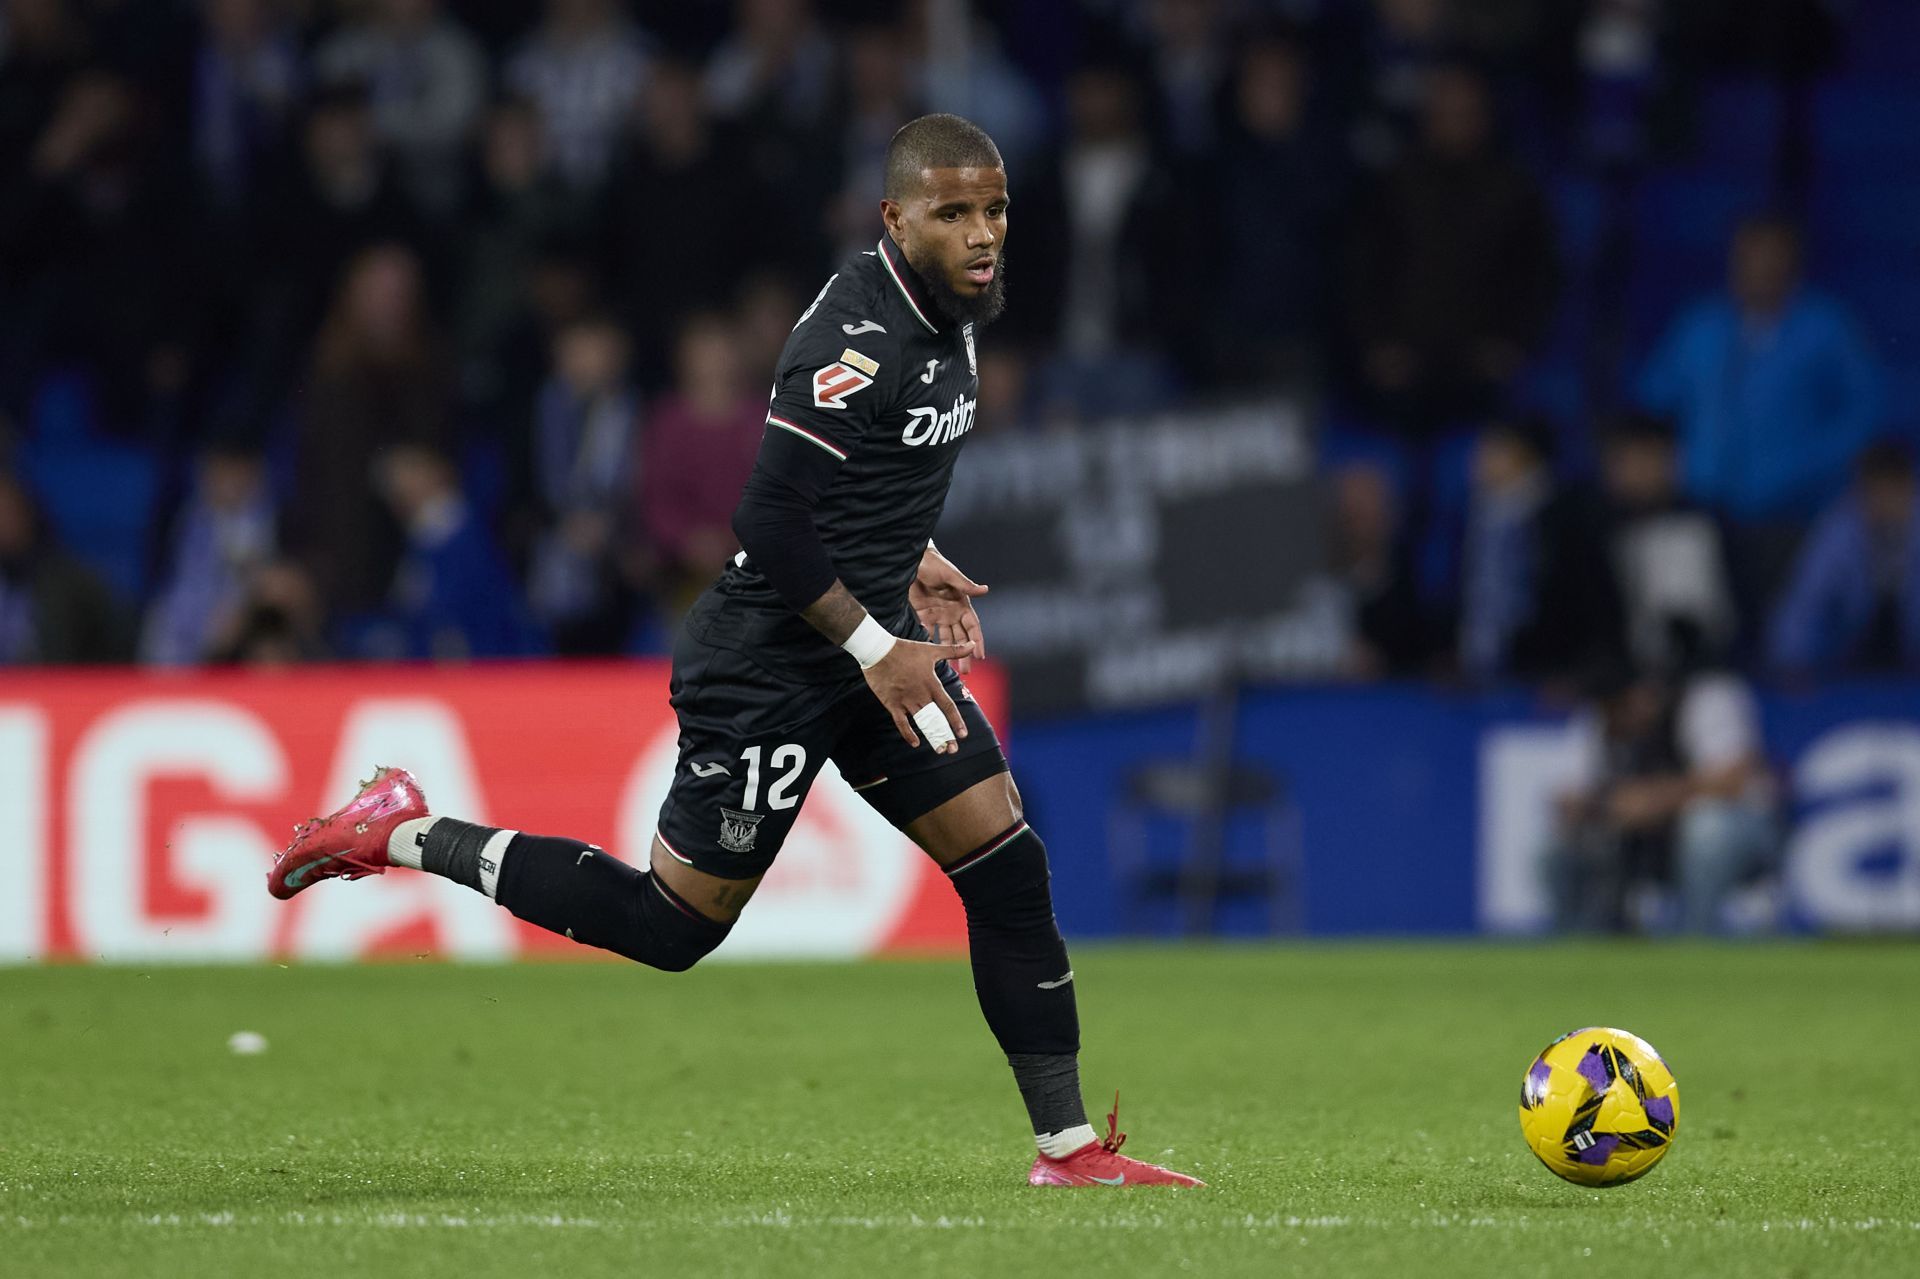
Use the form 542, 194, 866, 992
942, 210, 962, 222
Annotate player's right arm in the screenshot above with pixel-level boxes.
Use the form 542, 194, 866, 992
730, 287, 971, 752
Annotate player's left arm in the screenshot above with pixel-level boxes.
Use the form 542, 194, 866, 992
911, 542, 988, 674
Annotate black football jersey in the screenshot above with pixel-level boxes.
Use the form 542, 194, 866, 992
700, 234, 982, 682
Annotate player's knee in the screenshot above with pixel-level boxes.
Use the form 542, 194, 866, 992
949, 823, 1057, 930
612, 869, 729, 972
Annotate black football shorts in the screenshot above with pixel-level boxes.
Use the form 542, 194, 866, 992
652, 627, 1009, 880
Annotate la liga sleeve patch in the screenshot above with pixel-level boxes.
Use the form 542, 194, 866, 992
812, 362, 875, 410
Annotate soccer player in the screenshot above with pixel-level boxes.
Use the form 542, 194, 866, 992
268, 114, 1201, 1189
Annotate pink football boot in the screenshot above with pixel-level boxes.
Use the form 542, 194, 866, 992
267, 767, 428, 900
1028, 1094, 1205, 1187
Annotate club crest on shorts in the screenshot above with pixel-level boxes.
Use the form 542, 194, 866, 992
962, 322, 976, 375
718, 807, 765, 854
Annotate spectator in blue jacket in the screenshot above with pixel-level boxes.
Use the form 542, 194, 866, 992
1638, 215, 1881, 524
372, 443, 544, 660
1767, 440, 1920, 675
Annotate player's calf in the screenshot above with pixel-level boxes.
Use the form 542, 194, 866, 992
947, 820, 1096, 1157
395, 819, 732, 972
267, 771, 731, 973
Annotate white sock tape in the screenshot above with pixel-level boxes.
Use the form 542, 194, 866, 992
477, 828, 517, 900
913, 702, 956, 751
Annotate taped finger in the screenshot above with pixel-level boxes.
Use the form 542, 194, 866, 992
912, 701, 957, 752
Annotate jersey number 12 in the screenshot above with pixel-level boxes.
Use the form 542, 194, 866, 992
740, 744, 806, 810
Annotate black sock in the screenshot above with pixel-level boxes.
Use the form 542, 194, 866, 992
947, 821, 1089, 1136
1008, 1052, 1088, 1137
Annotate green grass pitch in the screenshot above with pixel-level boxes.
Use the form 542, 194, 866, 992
3, 943, 1917, 1277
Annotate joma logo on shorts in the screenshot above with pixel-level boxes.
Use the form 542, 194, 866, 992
901, 394, 977, 447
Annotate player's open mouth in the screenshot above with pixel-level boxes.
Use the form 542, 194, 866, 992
964, 259, 995, 285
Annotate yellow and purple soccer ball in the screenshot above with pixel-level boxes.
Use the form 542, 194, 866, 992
1518, 1027, 1680, 1187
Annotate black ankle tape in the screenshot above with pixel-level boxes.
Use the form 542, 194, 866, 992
421, 818, 499, 892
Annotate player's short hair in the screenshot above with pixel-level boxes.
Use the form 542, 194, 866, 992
884, 114, 1003, 200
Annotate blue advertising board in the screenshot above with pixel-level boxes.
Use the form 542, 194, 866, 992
1010, 682, 1920, 937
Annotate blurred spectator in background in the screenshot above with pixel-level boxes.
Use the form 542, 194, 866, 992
732, 271, 804, 388
1768, 440, 1920, 676
314, 0, 488, 220
261, 83, 421, 315
206, 558, 328, 666
1547, 661, 1777, 934
1574, 0, 1664, 170
374, 443, 541, 660
455, 97, 594, 438
505, 0, 652, 190
1019, 61, 1193, 418
975, 348, 1040, 434
1638, 216, 1881, 525
0, 470, 131, 663
1599, 413, 1739, 671
607, 58, 755, 385
904, 0, 1045, 171
704, 0, 835, 134
1344, 0, 1454, 170
1328, 461, 1430, 677
636, 313, 760, 612
189, 0, 304, 216
0, 0, 90, 177
1345, 63, 1558, 441
1212, 33, 1339, 391
239, 83, 422, 435
1453, 416, 1619, 681
0, 69, 198, 434
704, 0, 835, 277
824, 23, 922, 260
141, 442, 277, 665
527, 313, 638, 653
288, 243, 450, 620
1135, 0, 1230, 157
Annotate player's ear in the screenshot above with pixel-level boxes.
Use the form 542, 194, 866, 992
880, 198, 904, 240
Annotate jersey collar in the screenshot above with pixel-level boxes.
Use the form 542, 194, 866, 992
877, 234, 941, 335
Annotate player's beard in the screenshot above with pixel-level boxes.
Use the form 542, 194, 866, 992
915, 247, 1008, 329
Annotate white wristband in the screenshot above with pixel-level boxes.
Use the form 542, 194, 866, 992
842, 614, 897, 670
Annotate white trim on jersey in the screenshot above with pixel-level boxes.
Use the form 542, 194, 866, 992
877, 239, 940, 334
767, 414, 849, 460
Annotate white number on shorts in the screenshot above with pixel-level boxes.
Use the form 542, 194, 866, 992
740, 743, 807, 811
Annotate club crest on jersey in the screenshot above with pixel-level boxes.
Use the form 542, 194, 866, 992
902, 393, 978, 447
963, 322, 976, 376
718, 807, 765, 854
812, 362, 873, 409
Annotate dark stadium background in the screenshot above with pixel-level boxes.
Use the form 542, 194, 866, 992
0, 0, 1917, 951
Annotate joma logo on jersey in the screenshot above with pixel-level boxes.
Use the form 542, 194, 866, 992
901, 394, 977, 447
812, 362, 873, 409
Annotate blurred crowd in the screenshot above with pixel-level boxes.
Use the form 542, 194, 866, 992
0, 0, 1909, 691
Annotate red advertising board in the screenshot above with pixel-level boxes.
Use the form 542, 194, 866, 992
0, 661, 991, 962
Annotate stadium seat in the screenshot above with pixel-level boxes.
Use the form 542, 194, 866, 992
19, 372, 159, 604
1106, 690, 1305, 937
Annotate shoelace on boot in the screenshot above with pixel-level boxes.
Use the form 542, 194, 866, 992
1102, 1091, 1127, 1155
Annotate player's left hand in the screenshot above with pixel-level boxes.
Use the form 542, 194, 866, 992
911, 545, 988, 674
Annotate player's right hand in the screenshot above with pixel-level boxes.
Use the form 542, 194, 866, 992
864, 638, 975, 753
